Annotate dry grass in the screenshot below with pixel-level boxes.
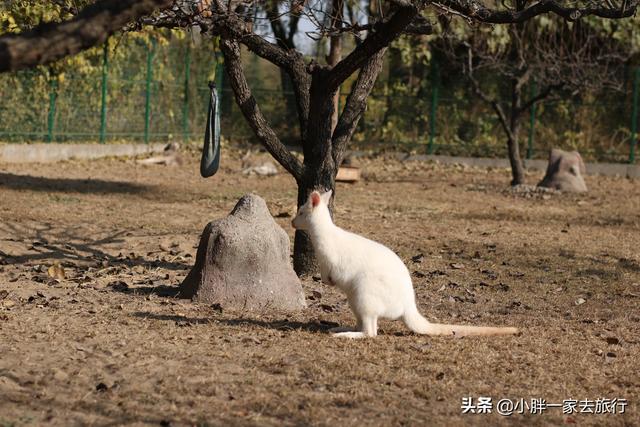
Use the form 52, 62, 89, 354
0, 149, 638, 426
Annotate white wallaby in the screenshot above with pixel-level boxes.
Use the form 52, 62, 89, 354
292, 190, 519, 339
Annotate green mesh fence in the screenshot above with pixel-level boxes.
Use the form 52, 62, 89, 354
0, 35, 638, 164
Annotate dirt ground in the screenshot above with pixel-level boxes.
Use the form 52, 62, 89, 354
0, 147, 638, 426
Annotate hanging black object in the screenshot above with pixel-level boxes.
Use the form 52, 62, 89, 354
200, 81, 221, 177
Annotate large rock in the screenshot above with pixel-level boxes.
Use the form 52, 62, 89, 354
537, 148, 587, 192
180, 194, 305, 311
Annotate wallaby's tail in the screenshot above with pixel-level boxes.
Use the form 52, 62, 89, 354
403, 309, 518, 337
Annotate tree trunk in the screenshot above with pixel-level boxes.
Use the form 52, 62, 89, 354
508, 78, 525, 186
293, 170, 336, 276
507, 17, 525, 187
506, 135, 524, 185
293, 71, 339, 276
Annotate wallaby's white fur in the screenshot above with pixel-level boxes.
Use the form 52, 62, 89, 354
292, 190, 519, 339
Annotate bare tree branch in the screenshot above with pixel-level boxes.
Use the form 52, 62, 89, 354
0, 0, 174, 72
332, 48, 387, 167
288, 58, 312, 142
436, 0, 639, 23
325, 4, 421, 93
204, 8, 313, 138
517, 83, 563, 115
219, 38, 304, 180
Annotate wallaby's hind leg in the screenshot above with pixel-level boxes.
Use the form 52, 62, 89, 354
362, 316, 377, 337
328, 318, 362, 334
328, 317, 362, 334
332, 316, 377, 339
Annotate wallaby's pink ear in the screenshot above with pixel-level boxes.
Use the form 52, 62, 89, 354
311, 192, 321, 208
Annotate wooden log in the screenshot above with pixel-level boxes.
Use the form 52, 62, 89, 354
336, 166, 361, 183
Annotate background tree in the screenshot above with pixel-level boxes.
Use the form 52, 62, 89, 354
436, 15, 633, 185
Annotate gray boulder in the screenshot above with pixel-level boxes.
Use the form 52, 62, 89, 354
180, 194, 305, 311
537, 148, 587, 192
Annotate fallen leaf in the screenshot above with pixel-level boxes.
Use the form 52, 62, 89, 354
450, 263, 465, 270
47, 263, 66, 280
575, 298, 586, 306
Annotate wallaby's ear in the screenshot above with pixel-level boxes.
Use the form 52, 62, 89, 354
320, 189, 333, 203
310, 191, 321, 208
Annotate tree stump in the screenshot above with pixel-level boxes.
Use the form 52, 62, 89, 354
537, 148, 587, 193
180, 194, 305, 311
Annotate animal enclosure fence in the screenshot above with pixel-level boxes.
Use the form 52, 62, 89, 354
0, 35, 638, 164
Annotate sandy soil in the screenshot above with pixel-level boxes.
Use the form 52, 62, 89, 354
0, 147, 639, 426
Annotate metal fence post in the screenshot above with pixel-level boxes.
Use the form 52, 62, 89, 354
630, 67, 639, 164
182, 43, 191, 143
428, 57, 439, 155
46, 71, 58, 143
144, 37, 156, 144
526, 80, 537, 160
99, 41, 109, 144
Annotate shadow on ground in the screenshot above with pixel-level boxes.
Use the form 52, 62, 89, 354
131, 311, 337, 333
0, 222, 191, 271
113, 284, 182, 297
0, 172, 150, 194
